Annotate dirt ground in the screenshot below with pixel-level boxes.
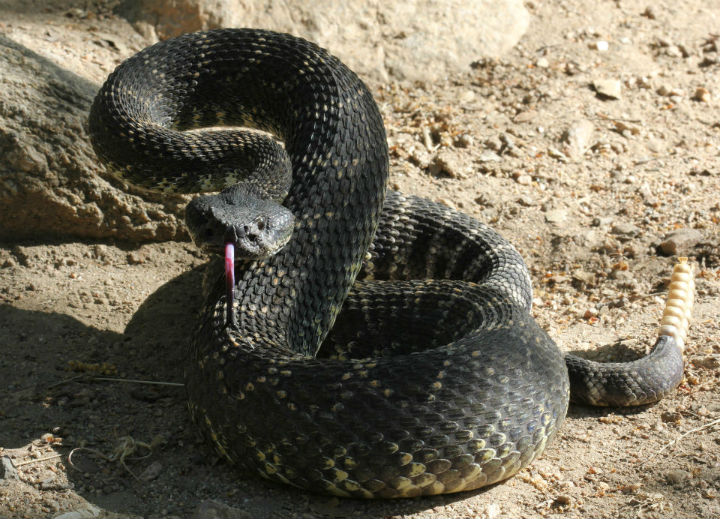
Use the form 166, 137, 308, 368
1, 0, 719, 517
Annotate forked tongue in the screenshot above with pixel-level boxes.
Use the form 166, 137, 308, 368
225, 242, 237, 328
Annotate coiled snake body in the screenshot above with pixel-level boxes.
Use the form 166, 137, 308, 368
89, 29, 685, 498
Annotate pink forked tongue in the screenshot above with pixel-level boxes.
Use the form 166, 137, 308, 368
225, 242, 237, 329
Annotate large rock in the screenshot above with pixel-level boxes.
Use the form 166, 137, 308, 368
0, 35, 188, 242
118, 0, 530, 83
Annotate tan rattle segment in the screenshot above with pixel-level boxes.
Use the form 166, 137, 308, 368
658, 257, 695, 351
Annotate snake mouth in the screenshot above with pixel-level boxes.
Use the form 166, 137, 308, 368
225, 242, 237, 329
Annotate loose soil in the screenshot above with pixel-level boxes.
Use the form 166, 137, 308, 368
1, 0, 719, 517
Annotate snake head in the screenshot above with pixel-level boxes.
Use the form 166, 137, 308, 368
185, 185, 294, 259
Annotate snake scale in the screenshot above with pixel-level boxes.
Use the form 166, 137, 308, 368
89, 29, 686, 498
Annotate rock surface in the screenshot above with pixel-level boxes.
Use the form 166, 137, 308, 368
118, 0, 530, 83
0, 35, 188, 242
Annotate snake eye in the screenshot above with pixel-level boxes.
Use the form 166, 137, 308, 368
243, 225, 258, 242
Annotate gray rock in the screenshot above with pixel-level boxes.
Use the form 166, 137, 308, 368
0, 35, 188, 242
1, 456, 19, 480
54, 505, 140, 519
53, 504, 102, 519
610, 221, 641, 240
658, 228, 703, 256
117, 0, 530, 83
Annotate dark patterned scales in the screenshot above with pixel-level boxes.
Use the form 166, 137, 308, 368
88, 29, 685, 498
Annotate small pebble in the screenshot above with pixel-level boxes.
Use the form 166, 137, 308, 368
613, 120, 641, 135
127, 252, 144, 265
436, 197, 456, 209
593, 79, 622, 100
460, 90, 476, 103
513, 173, 532, 185
54, 504, 103, 519
474, 193, 495, 207
1, 456, 19, 480
429, 150, 469, 179
193, 499, 249, 519
514, 110, 537, 123
641, 6, 657, 19
484, 136, 503, 151
554, 494, 572, 506
516, 195, 536, 207
609, 269, 633, 282
664, 45, 683, 58
692, 87, 711, 102
577, 230, 603, 249
646, 137, 665, 153
693, 356, 720, 369
665, 469, 691, 485
544, 209, 568, 224
478, 151, 501, 162
499, 133, 521, 156
130, 387, 161, 402
611, 222, 641, 239
610, 141, 626, 154
547, 147, 568, 161
637, 182, 659, 206
657, 84, 684, 97
140, 461, 163, 481
562, 119, 594, 159
590, 40, 609, 51
454, 134, 474, 148
93, 244, 109, 260
658, 228, 703, 256
39, 476, 56, 490
661, 410, 683, 423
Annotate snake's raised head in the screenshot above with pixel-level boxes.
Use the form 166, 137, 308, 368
185, 184, 295, 259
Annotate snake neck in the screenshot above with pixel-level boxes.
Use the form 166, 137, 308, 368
89, 29, 389, 357
202, 31, 389, 356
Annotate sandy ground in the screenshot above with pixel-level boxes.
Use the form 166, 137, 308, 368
1, 0, 719, 517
